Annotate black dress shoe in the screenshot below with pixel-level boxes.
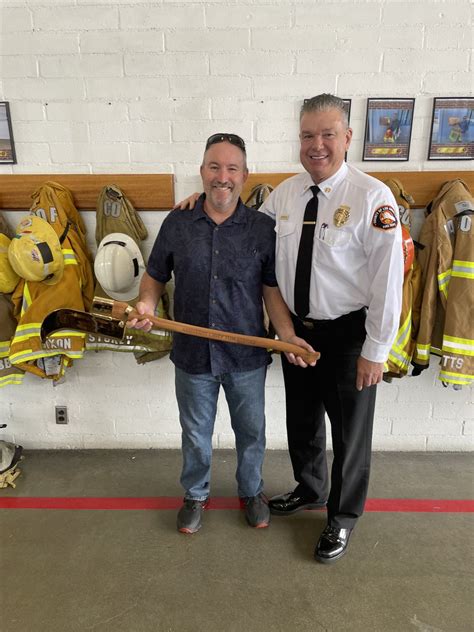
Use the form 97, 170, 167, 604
269, 490, 326, 515
314, 525, 352, 564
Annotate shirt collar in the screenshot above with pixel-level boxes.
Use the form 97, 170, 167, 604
191, 194, 207, 221
301, 162, 348, 199
192, 194, 248, 224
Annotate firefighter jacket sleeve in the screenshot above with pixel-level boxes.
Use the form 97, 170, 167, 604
383, 179, 422, 378
413, 179, 474, 386
385, 260, 422, 378
0, 294, 24, 387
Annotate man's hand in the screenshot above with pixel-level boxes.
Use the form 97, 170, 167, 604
127, 274, 165, 332
126, 301, 155, 333
356, 356, 384, 391
173, 192, 200, 210
283, 335, 318, 368
261, 285, 318, 368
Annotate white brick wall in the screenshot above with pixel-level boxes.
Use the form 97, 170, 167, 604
1, 0, 472, 451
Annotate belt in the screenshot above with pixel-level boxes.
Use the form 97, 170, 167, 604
292, 308, 367, 330
291, 314, 328, 330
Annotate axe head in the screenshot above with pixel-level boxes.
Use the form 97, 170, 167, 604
91, 296, 132, 321
91, 296, 115, 317
40, 308, 126, 342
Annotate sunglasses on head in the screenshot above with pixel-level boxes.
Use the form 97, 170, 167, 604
205, 133, 246, 153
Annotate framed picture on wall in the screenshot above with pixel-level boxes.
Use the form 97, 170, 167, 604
363, 98, 415, 161
428, 97, 474, 160
0, 102, 16, 164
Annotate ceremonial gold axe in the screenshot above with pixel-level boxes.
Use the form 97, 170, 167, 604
41, 297, 320, 364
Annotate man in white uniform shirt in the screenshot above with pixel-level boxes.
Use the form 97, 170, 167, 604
261, 94, 403, 563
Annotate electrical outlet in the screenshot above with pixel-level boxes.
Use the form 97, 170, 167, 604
55, 406, 68, 424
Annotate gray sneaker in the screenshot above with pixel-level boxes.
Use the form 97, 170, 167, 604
243, 493, 270, 528
177, 498, 209, 534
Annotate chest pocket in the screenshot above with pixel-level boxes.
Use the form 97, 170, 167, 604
318, 228, 352, 249
275, 221, 297, 261
233, 249, 262, 282
316, 228, 352, 270
276, 221, 296, 237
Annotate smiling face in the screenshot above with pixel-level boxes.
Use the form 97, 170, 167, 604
200, 141, 248, 221
299, 108, 353, 184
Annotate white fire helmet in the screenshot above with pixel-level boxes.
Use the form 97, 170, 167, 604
94, 233, 145, 301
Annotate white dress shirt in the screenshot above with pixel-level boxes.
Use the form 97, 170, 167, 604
260, 162, 404, 363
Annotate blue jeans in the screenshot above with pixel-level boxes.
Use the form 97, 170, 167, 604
175, 366, 267, 501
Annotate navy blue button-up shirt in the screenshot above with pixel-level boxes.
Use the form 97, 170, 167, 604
147, 195, 277, 375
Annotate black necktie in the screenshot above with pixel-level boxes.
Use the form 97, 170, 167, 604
294, 185, 319, 318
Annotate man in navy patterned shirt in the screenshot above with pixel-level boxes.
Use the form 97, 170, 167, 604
129, 134, 315, 535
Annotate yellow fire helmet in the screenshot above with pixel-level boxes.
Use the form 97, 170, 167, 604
0, 234, 20, 293
8, 215, 64, 285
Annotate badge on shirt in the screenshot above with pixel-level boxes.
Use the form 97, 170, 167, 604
372, 205, 398, 230
280, 214, 289, 221
333, 205, 350, 227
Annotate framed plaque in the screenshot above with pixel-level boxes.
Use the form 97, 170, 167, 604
0, 102, 16, 164
428, 97, 474, 160
363, 98, 415, 161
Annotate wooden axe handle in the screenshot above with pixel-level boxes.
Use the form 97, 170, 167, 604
111, 300, 320, 364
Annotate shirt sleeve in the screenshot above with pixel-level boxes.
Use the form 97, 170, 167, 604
146, 213, 174, 284
362, 187, 404, 362
260, 215, 278, 287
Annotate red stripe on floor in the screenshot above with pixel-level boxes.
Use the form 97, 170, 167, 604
0, 497, 473, 512
364, 499, 474, 512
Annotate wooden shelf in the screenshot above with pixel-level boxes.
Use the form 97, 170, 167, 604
1, 170, 472, 211
0, 174, 174, 210
243, 170, 474, 208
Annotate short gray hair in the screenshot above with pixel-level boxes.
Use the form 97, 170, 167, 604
300, 94, 349, 128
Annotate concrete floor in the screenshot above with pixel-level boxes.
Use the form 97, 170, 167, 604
0, 450, 473, 632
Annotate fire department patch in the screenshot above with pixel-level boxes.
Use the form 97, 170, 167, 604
372, 205, 397, 230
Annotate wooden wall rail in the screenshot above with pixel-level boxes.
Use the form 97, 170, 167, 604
0, 171, 472, 211
0, 174, 174, 210
243, 171, 474, 209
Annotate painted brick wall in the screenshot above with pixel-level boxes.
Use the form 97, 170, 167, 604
0, 0, 472, 451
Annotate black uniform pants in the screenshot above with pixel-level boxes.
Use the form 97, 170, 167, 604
282, 308, 376, 529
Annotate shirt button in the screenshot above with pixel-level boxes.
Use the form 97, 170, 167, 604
213, 275, 218, 279
214, 250, 219, 254
212, 299, 216, 304
211, 323, 215, 327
